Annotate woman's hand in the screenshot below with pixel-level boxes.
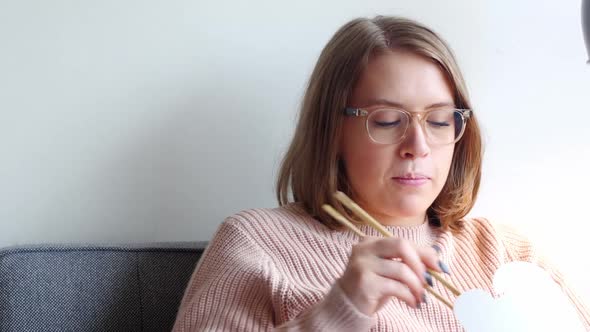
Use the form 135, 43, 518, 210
338, 237, 443, 316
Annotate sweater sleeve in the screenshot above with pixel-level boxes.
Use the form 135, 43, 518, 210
171, 219, 276, 331
172, 217, 375, 332
496, 222, 590, 330
275, 281, 375, 331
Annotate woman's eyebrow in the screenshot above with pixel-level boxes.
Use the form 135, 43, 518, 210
425, 102, 455, 109
363, 99, 455, 109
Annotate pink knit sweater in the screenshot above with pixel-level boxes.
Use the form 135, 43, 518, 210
172, 203, 590, 331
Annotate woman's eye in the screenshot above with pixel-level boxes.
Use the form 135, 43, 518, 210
374, 120, 401, 128
427, 120, 450, 127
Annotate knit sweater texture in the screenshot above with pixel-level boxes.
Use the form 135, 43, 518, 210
172, 203, 590, 331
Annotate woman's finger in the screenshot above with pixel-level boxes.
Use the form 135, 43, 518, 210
369, 238, 428, 286
371, 257, 425, 305
376, 274, 421, 308
416, 246, 446, 274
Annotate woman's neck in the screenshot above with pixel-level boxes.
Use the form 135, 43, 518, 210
364, 208, 427, 227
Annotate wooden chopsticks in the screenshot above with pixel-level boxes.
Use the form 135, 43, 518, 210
322, 191, 461, 309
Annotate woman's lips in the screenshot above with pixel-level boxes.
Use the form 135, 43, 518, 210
392, 176, 430, 186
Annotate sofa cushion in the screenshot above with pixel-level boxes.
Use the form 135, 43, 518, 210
0, 242, 206, 332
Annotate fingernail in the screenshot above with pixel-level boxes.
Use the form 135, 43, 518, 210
424, 271, 433, 287
416, 301, 421, 309
438, 261, 451, 275
432, 244, 441, 254
422, 292, 427, 303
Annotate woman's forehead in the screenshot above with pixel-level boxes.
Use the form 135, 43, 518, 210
351, 51, 455, 110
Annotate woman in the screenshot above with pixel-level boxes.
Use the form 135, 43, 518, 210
173, 16, 590, 331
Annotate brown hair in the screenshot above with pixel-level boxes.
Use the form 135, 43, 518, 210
276, 16, 483, 233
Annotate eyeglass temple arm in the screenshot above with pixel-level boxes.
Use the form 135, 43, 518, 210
343, 108, 368, 116
460, 109, 472, 119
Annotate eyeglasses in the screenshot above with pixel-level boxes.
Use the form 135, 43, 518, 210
343, 107, 472, 145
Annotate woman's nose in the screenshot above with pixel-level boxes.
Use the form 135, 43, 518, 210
398, 120, 430, 159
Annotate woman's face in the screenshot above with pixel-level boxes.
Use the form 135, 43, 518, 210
340, 49, 456, 226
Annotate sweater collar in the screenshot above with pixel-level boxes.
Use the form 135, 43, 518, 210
356, 221, 435, 247
283, 202, 438, 247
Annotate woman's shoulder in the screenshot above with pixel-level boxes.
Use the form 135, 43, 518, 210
200, 204, 313, 263
458, 216, 536, 262
463, 217, 532, 242
217, 202, 328, 244
223, 202, 313, 230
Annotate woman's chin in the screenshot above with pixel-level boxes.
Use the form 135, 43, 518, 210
360, 193, 433, 221
383, 198, 431, 219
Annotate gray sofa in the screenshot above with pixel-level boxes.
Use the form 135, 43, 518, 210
0, 242, 208, 332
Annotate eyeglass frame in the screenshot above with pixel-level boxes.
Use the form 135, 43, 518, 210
343, 107, 472, 145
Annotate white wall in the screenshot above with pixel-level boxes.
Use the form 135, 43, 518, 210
1, 0, 589, 299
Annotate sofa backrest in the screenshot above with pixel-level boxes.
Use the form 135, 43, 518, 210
0, 242, 207, 332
